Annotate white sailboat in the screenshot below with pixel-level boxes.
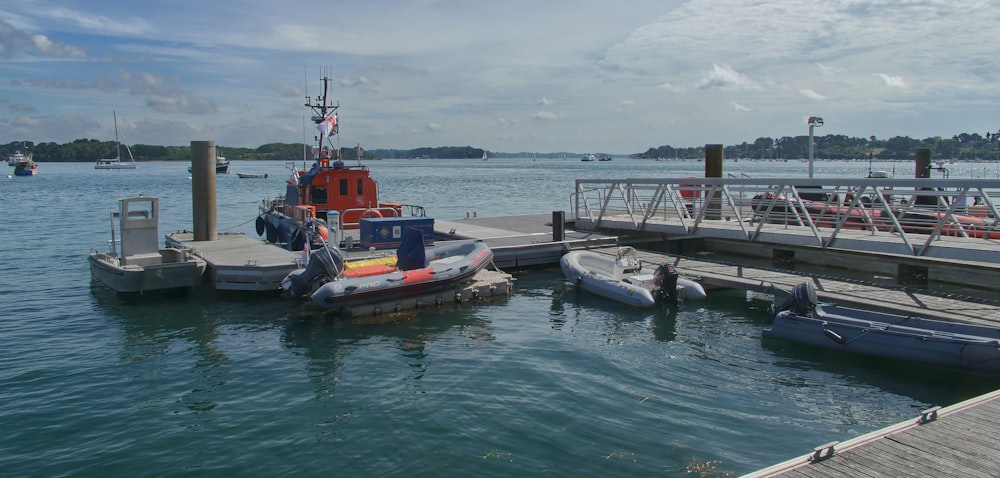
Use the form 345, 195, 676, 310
95, 111, 137, 170
482, 150, 488, 161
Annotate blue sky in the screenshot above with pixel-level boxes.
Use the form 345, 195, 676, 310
1, 0, 998, 154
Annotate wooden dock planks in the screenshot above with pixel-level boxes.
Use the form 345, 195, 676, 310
742, 390, 1000, 478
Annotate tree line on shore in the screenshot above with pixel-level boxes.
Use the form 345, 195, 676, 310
4, 131, 1000, 162
640, 131, 1000, 161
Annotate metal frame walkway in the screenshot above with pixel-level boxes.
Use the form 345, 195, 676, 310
571, 177, 1000, 261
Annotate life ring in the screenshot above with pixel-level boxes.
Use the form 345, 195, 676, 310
361, 209, 383, 219
317, 225, 329, 242
255, 216, 265, 236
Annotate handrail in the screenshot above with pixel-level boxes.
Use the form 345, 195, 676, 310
571, 177, 1000, 257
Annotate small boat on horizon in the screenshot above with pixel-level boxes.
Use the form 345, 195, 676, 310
95, 111, 137, 170
12, 150, 37, 176
188, 152, 230, 174
237, 172, 268, 179
560, 247, 706, 307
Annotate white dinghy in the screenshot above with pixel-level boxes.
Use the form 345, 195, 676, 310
560, 247, 706, 307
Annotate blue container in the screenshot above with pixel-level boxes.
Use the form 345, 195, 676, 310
359, 217, 435, 249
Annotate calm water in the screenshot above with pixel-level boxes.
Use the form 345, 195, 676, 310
2, 158, 997, 477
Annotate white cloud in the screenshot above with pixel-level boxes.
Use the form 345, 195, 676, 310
696, 64, 760, 91
800, 89, 827, 100
876, 73, 907, 88
531, 111, 561, 120
816, 63, 843, 77
657, 82, 684, 93
537, 97, 554, 106
733, 102, 751, 112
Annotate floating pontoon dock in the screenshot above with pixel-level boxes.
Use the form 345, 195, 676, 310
166, 232, 301, 291
741, 389, 1000, 477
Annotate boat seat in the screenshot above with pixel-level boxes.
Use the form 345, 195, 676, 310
429, 255, 464, 266
122, 252, 163, 267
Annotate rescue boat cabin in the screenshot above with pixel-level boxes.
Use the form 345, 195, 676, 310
283, 152, 402, 229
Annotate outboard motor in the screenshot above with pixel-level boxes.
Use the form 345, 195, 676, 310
281, 244, 345, 298
768, 282, 818, 319
653, 263, 680, 305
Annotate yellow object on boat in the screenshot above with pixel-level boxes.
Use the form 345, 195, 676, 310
344, 256, 397, 270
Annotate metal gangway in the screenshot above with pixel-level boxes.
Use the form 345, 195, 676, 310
571, 177, 1000, 258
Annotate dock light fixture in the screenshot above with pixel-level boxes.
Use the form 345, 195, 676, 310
807, 116, 824, 178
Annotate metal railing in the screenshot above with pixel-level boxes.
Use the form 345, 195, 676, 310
571, 177, 1000, 256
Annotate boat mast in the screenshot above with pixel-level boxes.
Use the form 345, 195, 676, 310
307, 73, 340, 161
113, 110, 121, 160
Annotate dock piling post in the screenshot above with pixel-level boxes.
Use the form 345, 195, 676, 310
704, 144, 723, 220
914, 148, 936, 206
191, 140, 217, 241
552, 211, 565, 241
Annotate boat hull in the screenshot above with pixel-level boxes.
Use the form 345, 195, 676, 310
95, 161, 137, 170
560, 250, 706, 307
764, 303, 1000, 375
88, 250, 206, 294
187, 163, 230, 174
308, 240, 493, 309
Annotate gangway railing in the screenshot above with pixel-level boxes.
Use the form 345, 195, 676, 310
571, 177, 1000, 257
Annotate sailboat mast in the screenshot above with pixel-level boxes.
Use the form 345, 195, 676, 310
113, 110, 121, 160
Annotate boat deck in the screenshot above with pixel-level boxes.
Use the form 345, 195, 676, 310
742, 389, 1000, 477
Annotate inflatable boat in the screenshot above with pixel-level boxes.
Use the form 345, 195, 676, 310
281, 227, 493, 310
560, 247, 706, 307
765, 283, 1000, 376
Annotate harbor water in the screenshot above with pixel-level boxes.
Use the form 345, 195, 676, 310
2, 158, 998, 477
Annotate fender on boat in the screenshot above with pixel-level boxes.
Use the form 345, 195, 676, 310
264, 220, 278, 243
255, 216, 265, 236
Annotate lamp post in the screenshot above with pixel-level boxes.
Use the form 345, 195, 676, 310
807, 116, 824, 178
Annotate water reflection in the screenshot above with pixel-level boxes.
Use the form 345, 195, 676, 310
280, 304, 498, 399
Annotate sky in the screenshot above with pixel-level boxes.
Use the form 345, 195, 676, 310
1, 0, 998, 154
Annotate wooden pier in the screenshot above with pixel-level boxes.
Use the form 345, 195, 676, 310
741, 389, 1000, 478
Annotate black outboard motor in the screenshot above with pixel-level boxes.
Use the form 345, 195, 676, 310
768, 282, 818, 319
281, 244, 345, 298
653, 263, 679, 305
